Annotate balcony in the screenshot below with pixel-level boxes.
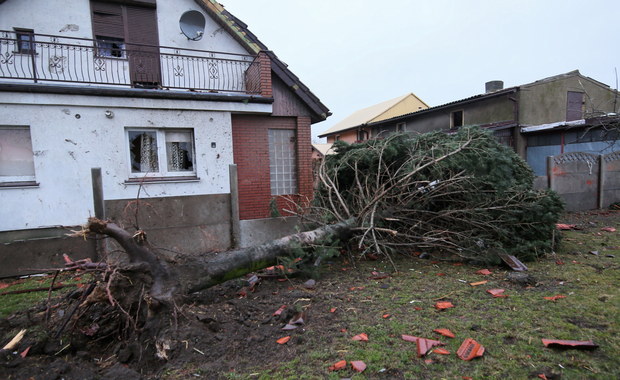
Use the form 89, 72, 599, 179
0, 30, 265, 95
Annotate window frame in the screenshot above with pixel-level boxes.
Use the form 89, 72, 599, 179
13, 28, 36, 55
94, 36, 126, 59
0, 125, 37, 187
125, 127, 197, 180
396, 122, 406, 132
268, 128, 298, 196
450, 110, 464, 128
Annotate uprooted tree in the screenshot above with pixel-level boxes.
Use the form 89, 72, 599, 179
53, 126, 561, 361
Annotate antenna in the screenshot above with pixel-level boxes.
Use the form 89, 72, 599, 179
179, 10, 206, 41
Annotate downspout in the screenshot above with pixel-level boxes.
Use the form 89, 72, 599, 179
508, 90, 523, 157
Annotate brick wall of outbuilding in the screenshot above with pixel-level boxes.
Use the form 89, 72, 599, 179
232, 114, 313, 220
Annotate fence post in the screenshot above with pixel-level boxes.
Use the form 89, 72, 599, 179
598, 154, 605, 209
229, 164, 241, 249
91, 168, 104, 260
546, 156, 554, 190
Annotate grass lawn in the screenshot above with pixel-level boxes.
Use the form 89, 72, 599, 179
223, 212, 619, 379
1, 211, 618, 379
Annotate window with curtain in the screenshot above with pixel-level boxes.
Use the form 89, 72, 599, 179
0, 126, 36, 184
127, 128, 195, 177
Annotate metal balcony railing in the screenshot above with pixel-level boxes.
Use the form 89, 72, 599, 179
0, 30, 261, 94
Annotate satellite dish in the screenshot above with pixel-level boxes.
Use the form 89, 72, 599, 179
180, 10, 206, 41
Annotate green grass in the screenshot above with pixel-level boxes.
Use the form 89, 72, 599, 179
1, 213, 618, 379
223, 215, 620, 379
0, 272, 90, 318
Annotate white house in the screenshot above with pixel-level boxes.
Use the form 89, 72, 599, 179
0, 0, 330, 276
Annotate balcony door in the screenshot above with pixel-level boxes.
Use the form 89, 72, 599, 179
91, 1, 161, 88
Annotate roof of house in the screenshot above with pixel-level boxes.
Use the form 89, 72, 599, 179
521, 114, 620, 133
195, 0, 330, 123
363, 70, 617, 128
312, 143, 335, 157
318, 93, 428, 137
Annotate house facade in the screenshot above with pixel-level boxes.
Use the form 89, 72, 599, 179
318, 93, 428, 144
0, 0, 329, 276
360, 71, 619, 176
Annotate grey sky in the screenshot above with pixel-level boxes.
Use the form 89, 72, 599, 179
222, 0, 620, 141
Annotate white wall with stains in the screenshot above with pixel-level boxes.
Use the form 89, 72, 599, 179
0, 92, 271, 231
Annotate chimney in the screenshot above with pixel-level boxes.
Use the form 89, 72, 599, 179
485, 80, 504, 93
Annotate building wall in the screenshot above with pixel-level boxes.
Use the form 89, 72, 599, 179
0, 0, 248, 55
232, 115, 313, 220
326, 129, 367, 144
519, 76, 619, 126
370, 94, 428, 123
0, 91, 273, 232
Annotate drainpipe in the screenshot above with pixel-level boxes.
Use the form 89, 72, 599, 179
509, 92, 523, 157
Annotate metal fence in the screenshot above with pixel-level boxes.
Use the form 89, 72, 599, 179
0, 30, 259, 93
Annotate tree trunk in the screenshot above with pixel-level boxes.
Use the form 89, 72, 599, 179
86, 217, 354, 299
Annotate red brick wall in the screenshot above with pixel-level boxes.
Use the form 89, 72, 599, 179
232, 115, 313, 220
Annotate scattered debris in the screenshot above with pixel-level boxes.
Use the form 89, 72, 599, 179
330, 307, 337, 313
556, 224, 577, 230
476, 269, 492, 275
247, 274, 260, 291
1, 329, 27, 351
601, 227, 616, 232
382, 313, 391, 319
370, 271, 389, 280
433, 328, 456, 338
328, 360, 347, 371
303, 279, 316, 289
273, 305, 287, 316
543, 295, 567, 301
401, 335, 445, 357
276, 336, 290, 344
434, 301, 455, 310
351, 333, 369, 342
19, 346, 30, 358
433, 348, 450, 355
498, 253, 528, 271
470, 280, 488, 286
486, 289, 508, 298
282, 311, 306, 330
589, 250, 599, 256
350, 360, 367, 372
542, 339, 599, 350
506, 272, 536, 286
457, 338, 485, 360
415, 337, 445, 357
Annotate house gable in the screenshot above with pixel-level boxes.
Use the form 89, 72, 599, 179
319, 93, 428, 139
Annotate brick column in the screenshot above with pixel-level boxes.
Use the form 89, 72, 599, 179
296, 116, 313, 205
257, 51, 272, 98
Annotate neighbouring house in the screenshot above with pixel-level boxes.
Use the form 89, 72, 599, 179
0, 0, 330, 276
356, 70, 619, 176
311, 143, 334, 161
318, 93, 428, 144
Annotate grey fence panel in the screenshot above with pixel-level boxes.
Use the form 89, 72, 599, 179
602, 152, 620, 208
548, 152, 599, 211
547, 151, 620, 211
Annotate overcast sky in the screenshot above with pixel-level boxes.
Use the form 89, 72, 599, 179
222, 0, 620, 142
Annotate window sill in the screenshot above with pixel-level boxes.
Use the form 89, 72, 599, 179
0, 181, 39, 189
124, 176, 200, 185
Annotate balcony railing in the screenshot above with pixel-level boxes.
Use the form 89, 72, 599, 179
0, 31, 262, 94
